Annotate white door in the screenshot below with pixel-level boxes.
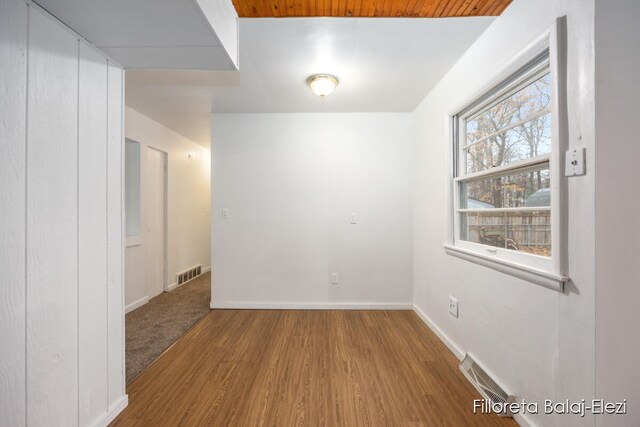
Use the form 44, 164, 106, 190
146, 147, 167, 298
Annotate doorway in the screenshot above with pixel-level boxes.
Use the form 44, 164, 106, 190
146, 146, 168, 297
123, 118, 212, 384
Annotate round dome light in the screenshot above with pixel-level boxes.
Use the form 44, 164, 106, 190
307, 74, 339, 97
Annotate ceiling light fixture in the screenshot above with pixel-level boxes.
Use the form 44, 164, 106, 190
307, 74, 339, 97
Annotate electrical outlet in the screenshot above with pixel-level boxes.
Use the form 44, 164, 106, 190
222, 208, 229, 219
330, 273, 339, 285
449, 296, 458, 318
350, 213, 357, 224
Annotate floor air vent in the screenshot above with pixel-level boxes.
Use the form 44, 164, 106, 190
460, 354, 514, 417
176, 264, 202, 286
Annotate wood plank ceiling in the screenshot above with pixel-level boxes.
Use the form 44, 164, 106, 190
232, 0, 513, 18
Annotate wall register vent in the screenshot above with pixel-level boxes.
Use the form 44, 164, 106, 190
460, 354, 515, 417
177, 264, 202, 286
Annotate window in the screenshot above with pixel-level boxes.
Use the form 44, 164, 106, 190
459, 58, 552, 256
125, 139, 141, 238
446, 39, 568, 290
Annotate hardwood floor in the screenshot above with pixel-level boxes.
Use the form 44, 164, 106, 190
111, 310, 516, 426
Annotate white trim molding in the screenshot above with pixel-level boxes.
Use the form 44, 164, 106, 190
447, 18, 570, 294
125, 296, 149, 314
444, 244, 568, 291
125, 234, 142, 248
412, 304, 464, 360
210, 302, 413, 310
166, 282, 180, 292
89, 395, 128, 427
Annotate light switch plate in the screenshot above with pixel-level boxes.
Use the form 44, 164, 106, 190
449, 296, 458, 318
330, 273, 339, 285
565, 148, 586, 176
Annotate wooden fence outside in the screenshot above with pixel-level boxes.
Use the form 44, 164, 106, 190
465, 211, 551, 251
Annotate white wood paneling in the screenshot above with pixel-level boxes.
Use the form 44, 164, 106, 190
0, 1, 28, 425
2, 3, 126, 424
107, 62, 125, 407
78, 43, 109, 426
26, 8, 79, 426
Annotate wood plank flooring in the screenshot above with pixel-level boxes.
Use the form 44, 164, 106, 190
111, 310, 516, 426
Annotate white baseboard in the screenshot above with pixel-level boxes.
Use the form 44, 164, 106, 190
412, 305, 532, 427
203, 266, 211, 273
125, 296, 148, 314
89, 394, 128, 427
210, 301, 413, 310
412, 304, 464, 361
166, 282, 179, 292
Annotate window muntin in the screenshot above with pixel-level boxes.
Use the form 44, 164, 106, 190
455, 55, 553, 259
460, 165, 550, 210
464, 72, 552, 174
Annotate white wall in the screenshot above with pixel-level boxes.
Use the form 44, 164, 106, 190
124, 107, 211, 310
412, 1, 596, 426
594, 0, 640, 425
210, 113, 413, 308
0, 2, 126, 426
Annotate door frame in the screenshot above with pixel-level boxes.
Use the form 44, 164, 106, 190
146, 145, 169, 294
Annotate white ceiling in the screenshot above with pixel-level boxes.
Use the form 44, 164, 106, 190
126, 17, 495, 147
34, 0, 238, 70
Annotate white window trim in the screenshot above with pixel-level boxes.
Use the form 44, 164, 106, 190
125, 235, 143, 248
445, 17, 569, 292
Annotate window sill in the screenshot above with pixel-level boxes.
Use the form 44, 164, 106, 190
443, 244, 568, 292
125, 235, 143, 248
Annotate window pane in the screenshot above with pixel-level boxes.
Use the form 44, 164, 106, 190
460, 210, 551, 257
461, 166, 550, 209
465, 118, 552, 173
125, 139, 141, 236
464, 73, 552, 173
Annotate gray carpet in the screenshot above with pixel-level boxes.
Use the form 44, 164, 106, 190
125, 272, 211, 384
